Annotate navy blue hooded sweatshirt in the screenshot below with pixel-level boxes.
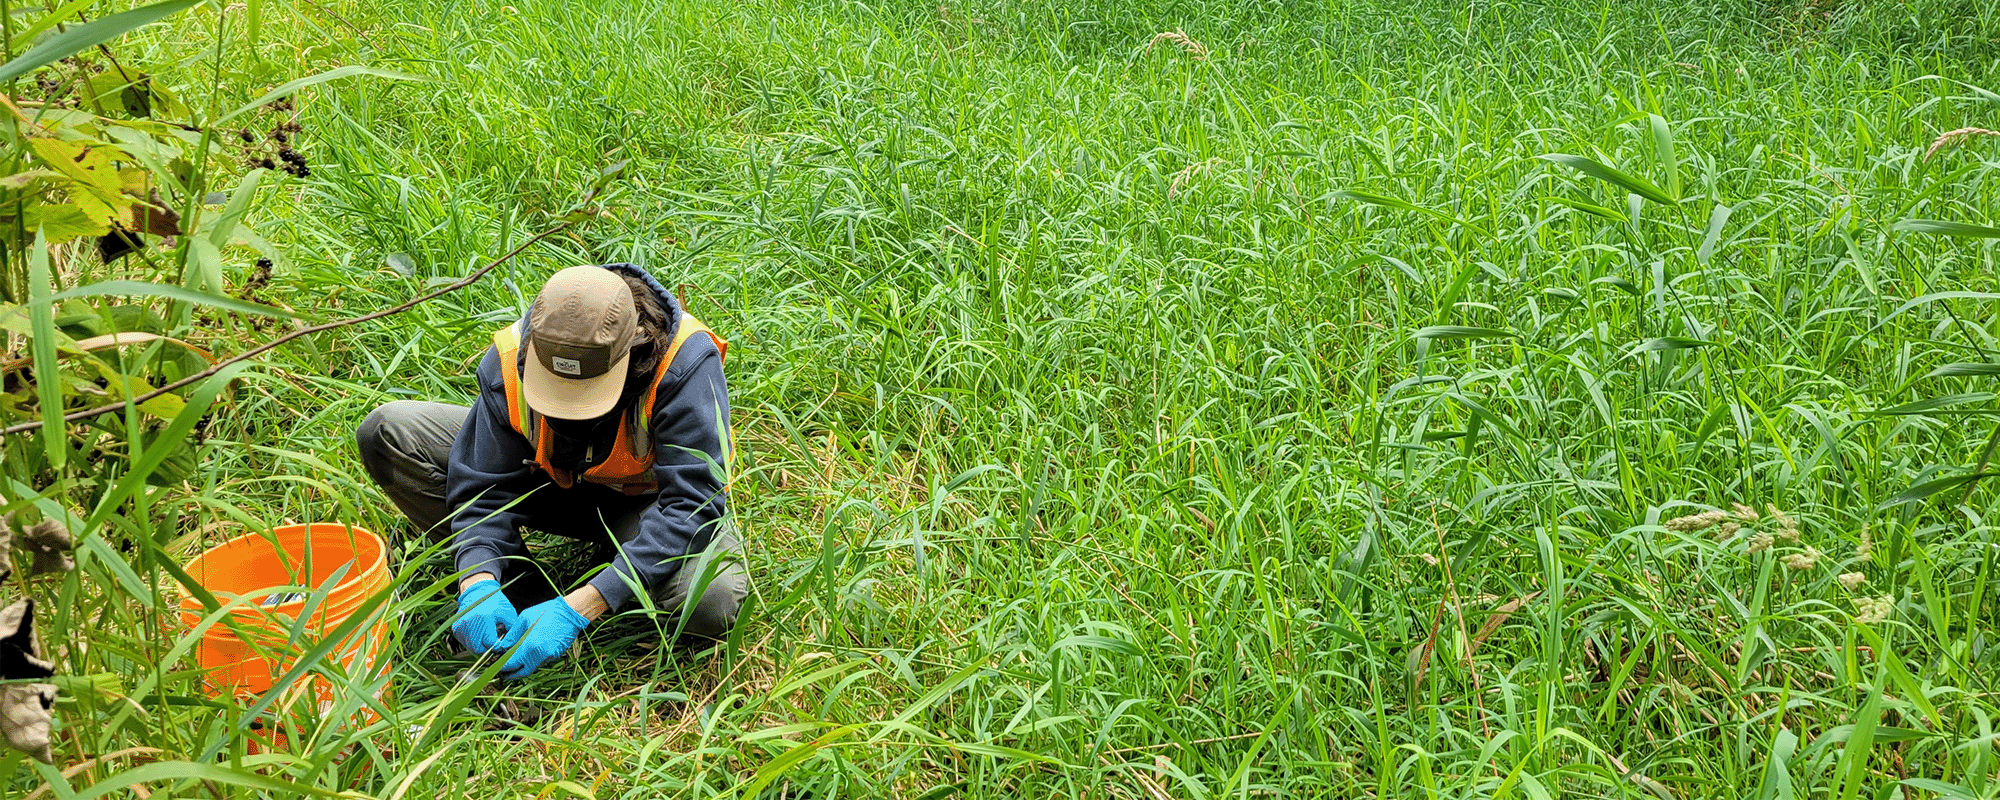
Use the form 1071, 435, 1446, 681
446, 263, 730, 612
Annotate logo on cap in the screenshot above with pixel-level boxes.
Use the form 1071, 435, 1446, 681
551, 356, 583, 376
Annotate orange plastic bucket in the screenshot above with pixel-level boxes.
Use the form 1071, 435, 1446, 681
178, 523, 394, 732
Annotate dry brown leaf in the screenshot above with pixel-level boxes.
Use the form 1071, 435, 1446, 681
0, 599, 55, 763
1467, 591, 1541, 660
21, 518, 73, 575
0, 514, 13, 581
1130, 755, 1175, 800
0, 684, 56, 763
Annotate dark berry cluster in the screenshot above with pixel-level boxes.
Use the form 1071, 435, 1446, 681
238, 114, 311, 177
276, 147, 310, 178
239, 258, 277, 331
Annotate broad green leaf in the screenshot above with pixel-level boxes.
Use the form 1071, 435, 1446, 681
1880, 472, 1995, 509
1330, 189, 1452, 221
1754, 729, 1797, 800
28, 231, 65, 467
386, 252, 417, 277
1648, 114, 1680, 200
135, 392, 187, 419
1868, 393, 1997, 415
1867, 726, 1934, 743
1697, 203, 1732, 265
1884, 291, 2000, 324
22, 203, 110, 243
1892, 218, 2000, 238
84, 363, 250, 529
740, 724, 865, 800
218, 65, 431, 124
1414, 326, 1515, 340
201, 169, 264, 251
1544, 194, 1629, 221
1925, 363, 2000, 378
186, 237, 225, 296
1592, 275, 1642, 296
1450, 392, 1524, 443
68, 759, 344, 800
541, 781, 596, 799
11, 279, 295, 318
7, 0, 109, 50
1899, 779, 1979, 800
946, 741, 1066, 765
1538, 153, 1678, 206
1050, 634, 1143, 657
0, 0, 203, 85
1834, 679, 1882, 800
1627, 337, 1712, 356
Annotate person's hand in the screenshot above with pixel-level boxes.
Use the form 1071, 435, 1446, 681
496, 598, 590, 680
452, 578, 519, 653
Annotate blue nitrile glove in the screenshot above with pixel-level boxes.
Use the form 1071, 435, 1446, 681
452, 579, 520, 654
495, 598, 590, 680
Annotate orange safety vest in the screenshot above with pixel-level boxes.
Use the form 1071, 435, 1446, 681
492, 313, 729, 495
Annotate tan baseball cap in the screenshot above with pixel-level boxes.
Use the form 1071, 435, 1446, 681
521, 266, 636, 420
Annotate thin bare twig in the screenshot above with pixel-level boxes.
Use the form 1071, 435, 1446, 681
0, 218, 579, 438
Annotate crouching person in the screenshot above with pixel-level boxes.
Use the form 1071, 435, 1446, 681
356, 263, 746, 680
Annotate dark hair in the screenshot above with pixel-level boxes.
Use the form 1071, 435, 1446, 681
621, 273, 670, 394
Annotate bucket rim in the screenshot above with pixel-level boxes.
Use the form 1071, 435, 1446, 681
177, 523, 388, 620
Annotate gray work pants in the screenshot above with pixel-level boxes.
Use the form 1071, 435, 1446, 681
356, 400, 748, 642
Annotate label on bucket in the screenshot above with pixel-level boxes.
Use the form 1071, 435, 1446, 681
262, 592, 309, 607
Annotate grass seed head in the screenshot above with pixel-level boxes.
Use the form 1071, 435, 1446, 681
1147, 30, 1211, 61
1731, 502, 1760, 522
1766, 504, 1800, 541
1854, 595, 1894, 624
1746, 532, 1775, 554
1856, 525, 1872, 561
1666, 509, 1728, 531
1716, 521, 1741, 539
1924, 127, 2000, 160
1167, 158, 1223, 199
1781, 546, 1821, 570
1838, 571, 1866, 590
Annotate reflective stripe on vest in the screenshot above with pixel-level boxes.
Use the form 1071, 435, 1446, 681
492, 313, 729, 495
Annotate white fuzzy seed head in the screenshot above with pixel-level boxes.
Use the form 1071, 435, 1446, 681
1747, 533, 1775, 554
1731, 502, 1760, 523
1838, 572, 1866, 590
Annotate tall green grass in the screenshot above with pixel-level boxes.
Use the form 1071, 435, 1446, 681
15, 0, 2000, 795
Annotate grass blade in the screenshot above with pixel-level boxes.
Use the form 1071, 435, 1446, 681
1925, 363, 2000, 378
1538, 153, 1678, 206
1649, 114, 1680, 200
1626, 337, 1712, 357
0, 0, 202, 84
68, 760, 345, 799
27, 230, 65, 467
218, 65, 432, 124
1879, 472, 1996, 509
1414, 326, 1515, 340
1892, 219, 2000, 238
